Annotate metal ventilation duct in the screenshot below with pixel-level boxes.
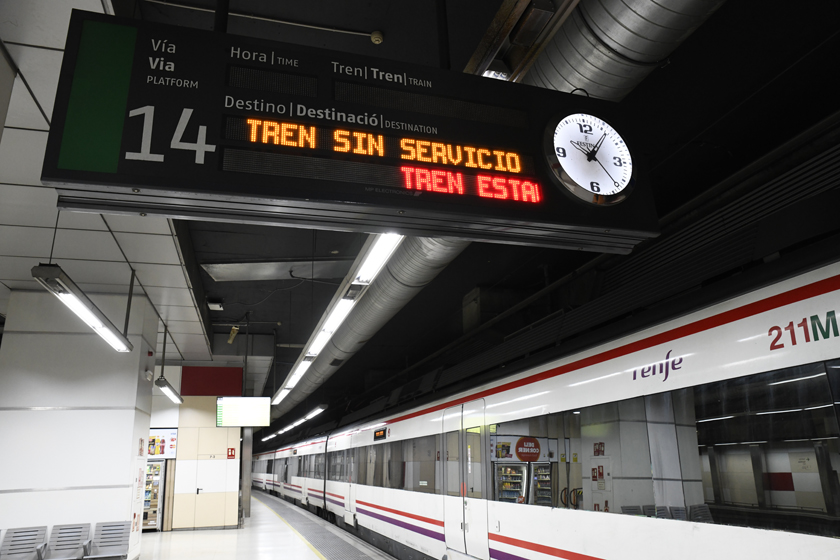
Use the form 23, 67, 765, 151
525, 0, 726, 101
272, 236, 469, 418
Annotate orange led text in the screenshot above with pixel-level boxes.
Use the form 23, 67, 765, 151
400, 139, 521, 173
246, 119, 316, 148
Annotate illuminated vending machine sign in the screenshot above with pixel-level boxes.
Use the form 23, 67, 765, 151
42, 10, 658, 252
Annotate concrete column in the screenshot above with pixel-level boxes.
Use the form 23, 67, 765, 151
241, 427, 252, 518
0, 290, 158, 560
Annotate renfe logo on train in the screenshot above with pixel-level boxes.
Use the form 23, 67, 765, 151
632, 349, 682, 382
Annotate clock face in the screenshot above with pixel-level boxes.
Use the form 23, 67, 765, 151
548, 113, 633, 204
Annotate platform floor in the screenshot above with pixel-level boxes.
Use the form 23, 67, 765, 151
141, 491, 395, 560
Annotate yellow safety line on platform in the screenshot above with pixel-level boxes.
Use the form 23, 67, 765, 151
253, 495, 328, 560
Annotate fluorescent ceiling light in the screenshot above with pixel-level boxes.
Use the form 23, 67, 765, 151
741, 441, 767, 445
756, 409, 802, 415
271, 388, 291, 405
354, 233, 403, 285
768, 373, 826, 386
804, 404, 833, 411
307, 331, 331, 357
155, 376, 184, 404
696, 416, 734, 423
305, 406, 326, 420
286, 362, 312, 388
261, 434, 276, 442
31, 264, 133, 353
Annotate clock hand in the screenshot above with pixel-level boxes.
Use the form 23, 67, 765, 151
588, 133, 606, 161
593, 156, 620, 187
570, 141, 590, 156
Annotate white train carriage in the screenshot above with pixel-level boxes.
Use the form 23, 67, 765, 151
254, 261, 840, 560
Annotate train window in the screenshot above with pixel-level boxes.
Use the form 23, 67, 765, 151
685, 360, 840, 537
445, 431, 460, 497
328, 450, 344, 481
355, 446, 368, 485
466, 427, 482, 498
383, 442, 404, 489
266, 459, 273, 474
314, 453, 325, 478
404, 435, 440, 494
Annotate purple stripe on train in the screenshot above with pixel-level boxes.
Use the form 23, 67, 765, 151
325, 498, 344, 508
356, 507, 444, 542
490, 548, 528, 560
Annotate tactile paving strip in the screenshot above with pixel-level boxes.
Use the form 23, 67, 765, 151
255, 492, 385, 560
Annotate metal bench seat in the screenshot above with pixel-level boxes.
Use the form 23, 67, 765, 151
0, 526, 47, 560
81, 523, 129, 560
43, 525, 90, 560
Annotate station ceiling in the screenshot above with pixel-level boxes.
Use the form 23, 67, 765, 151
2, 1, 839, 448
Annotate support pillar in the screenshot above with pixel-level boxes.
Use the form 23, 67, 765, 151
0, 290, 158, 560
241, 427, 252, 518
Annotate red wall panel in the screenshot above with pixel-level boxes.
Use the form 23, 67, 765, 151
180, 366, 242, 396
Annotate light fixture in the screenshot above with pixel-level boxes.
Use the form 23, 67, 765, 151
768, 372, 826, 385
270, 233, 403, 407
227, 326, 239, 344
260, 434, 276, 442
156, 376, 184, 404
305, 406, 326, 420
155, 326, 183, 404
285, 361, 312, 389
696, 415, 734, 423
755, 409, 802, 415
354, 233, 403, 284
31, 263, 133, 352
271, 388, 291, 406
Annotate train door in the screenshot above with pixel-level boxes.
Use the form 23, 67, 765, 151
443, 400, 489, 560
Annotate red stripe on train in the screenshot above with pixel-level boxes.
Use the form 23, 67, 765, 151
387, 274, 840, 425
490, 534, 603, 560
356, 500, 444, 527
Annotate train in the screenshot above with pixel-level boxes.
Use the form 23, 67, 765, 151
252, 261, 840, 560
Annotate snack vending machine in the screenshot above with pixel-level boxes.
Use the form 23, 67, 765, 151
530, 462, 553, 507
496, 464, 527, 503
143, 461, 165, 530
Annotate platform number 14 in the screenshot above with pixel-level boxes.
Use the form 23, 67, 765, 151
125, 105, 215, 164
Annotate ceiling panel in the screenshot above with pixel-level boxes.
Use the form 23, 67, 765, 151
113, 232, 181, 265
0, 281, 10, 317
103, 214, 172, 235
181, 352, 212, 362
3, 75, 47, 130
0, 255, 40, 281
132, 263, 188, 288
0, 225, 54, 258
0, 185, 107, 230
170, 332, 208, 349
75, 282, 141, 295
156, 305, 201, 323
0, 128, 48, 186
166, 321, 204, 334
0, 0, 104, 49
143, 286, 196, 308
0, 184, 57, 228
4, 44, 62, 121
0, 279, 40, 290
58, 210, 110, 231
58, 259, 133, 285
52, 229, 125, 261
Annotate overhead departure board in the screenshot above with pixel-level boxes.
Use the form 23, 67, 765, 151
216, 397, 270, 427
42, 10, 659, 252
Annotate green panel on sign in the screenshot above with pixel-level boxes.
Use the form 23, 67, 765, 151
58, 20, 137, 172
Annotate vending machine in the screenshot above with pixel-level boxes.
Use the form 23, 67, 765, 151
143, 460, 166, 530
530, 463, 553, 507
495, 464, 527, 503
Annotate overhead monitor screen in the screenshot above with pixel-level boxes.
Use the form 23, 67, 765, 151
216, 397, 270, 427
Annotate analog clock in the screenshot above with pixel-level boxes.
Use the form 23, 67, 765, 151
546, 113, 634, 205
